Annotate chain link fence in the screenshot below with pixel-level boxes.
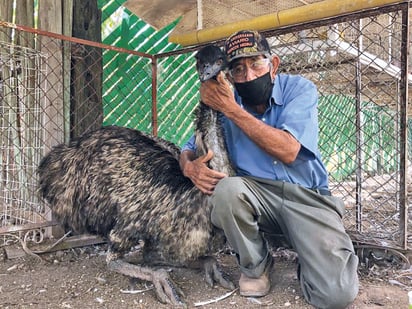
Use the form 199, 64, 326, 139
0, 3, 411, 252
267, 6, 412, 250
272, 10, 412, 245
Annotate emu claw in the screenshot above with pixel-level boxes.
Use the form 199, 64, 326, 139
203, 256, 235, 290
151, 268, 185, 306
107, 258, 186, 306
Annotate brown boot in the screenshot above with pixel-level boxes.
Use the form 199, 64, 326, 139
239, 256, 273, 297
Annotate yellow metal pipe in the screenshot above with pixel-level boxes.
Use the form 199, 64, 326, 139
169, 0, 407, 46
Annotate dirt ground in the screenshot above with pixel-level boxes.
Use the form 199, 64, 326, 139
0, 242, 411, 309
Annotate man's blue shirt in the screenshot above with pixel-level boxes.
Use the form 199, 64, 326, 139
182, 74, 329, 190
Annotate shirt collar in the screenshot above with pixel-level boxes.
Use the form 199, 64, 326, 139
272, 75, 284, 107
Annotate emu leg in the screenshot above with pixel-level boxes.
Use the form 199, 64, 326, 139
190, 256, 235, 290
143, 251, 235, 291
202, 256, 235, 290
106, 253, 185, 306
141, 241, 234, 290
203, 256, 235, 290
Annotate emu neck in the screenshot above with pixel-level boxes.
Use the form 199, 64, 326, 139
194, 102, 234, 176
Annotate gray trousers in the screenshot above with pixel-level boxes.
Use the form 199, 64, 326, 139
211, 176, 359, 309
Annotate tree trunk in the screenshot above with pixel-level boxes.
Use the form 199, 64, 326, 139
71, 0, 103, 138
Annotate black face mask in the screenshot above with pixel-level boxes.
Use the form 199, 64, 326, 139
234, 72, 273, 107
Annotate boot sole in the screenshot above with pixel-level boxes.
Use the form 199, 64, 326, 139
239, 287, 271, 297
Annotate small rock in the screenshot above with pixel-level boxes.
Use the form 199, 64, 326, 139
95, 297, 104, 304
95, 277, 107, 284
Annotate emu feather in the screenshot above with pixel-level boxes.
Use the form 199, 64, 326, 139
37, 45, 234, 306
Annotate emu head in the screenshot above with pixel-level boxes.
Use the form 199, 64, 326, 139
195, 45, 228, 82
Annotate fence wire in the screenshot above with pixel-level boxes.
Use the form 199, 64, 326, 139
268, 10, 412, 249
0, 4, 411, 252
0, 41, 50, 244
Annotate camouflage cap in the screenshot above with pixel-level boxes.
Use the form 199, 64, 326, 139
224, 30, 271, 63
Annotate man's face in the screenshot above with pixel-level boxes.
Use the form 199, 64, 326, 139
229, 56, 271, 83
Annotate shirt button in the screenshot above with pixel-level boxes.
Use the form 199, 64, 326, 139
262, 118, 266, 122
273, 161, 277, 165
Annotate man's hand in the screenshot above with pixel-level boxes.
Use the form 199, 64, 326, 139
181, 150, 227, 195
199, 72, 237, 114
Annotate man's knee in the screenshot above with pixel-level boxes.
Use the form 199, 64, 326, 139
304, 274, 359, 309
211, 177, 241, 224
323, 282, 358, 309
211, 177, 253, 227
214, 177, 244, 199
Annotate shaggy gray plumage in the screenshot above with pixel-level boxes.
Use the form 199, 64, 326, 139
37, 45, 234, 306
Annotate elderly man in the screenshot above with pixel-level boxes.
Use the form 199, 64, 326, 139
179, 30, 359, 309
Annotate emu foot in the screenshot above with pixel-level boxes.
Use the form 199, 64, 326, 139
108, 259, 185, 306
149, 268, 185, 305
200, 256, 235, 290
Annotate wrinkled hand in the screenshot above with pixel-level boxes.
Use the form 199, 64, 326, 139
183, 150, 227, 195
199, 72, 236, 113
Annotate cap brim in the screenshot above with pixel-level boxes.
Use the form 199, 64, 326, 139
228, 51, 271, 63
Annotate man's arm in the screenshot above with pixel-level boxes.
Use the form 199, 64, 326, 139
200, 73, 301, 164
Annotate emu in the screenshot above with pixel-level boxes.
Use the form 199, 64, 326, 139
37, 45, 235, 306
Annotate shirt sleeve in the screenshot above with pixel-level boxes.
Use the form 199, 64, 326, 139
274, 75, 319, 157
181, 135, 197, 152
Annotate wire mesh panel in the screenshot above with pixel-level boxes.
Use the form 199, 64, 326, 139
0, 22, 196, 246
0, 25, 119, 245
0, 3, 410, 252
0, 40, 49, 242
200, 0, 325, 29
268, 8, 411, 248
